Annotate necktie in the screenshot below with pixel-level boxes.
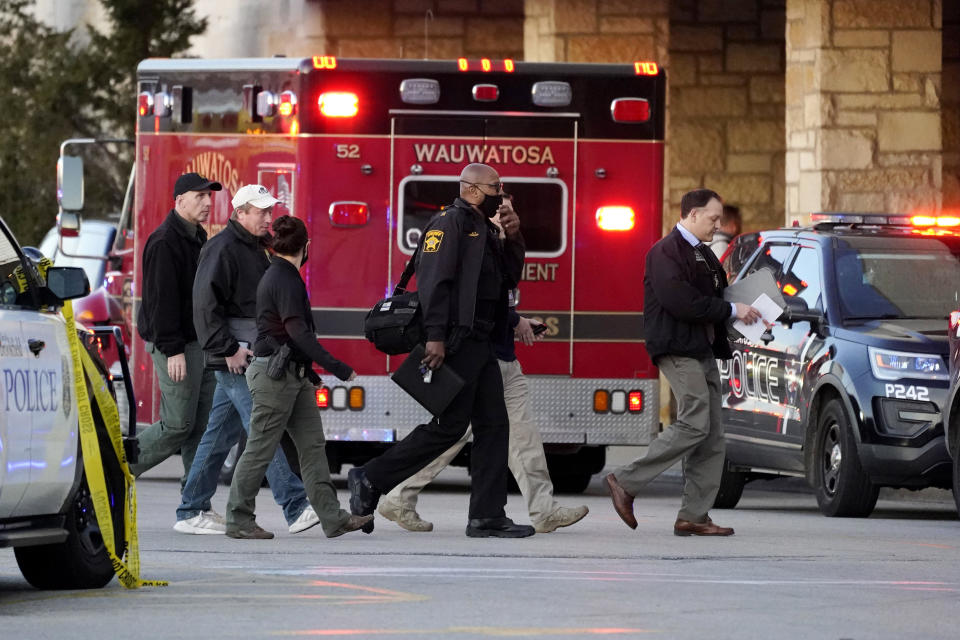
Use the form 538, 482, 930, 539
695, 244, 717, 344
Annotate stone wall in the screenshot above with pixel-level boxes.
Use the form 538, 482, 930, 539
667, 0, 786, 233
523, 0, 668, 63
260, 0, 525, 61
944, 0, 960, 212
785, 0, 943, 221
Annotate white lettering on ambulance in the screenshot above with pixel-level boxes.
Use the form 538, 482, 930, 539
521, 263, 559, 282
184, 152, 241, 195
413, 143, 557, 165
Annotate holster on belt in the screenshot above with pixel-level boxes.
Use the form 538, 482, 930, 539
265, 343, 293, 380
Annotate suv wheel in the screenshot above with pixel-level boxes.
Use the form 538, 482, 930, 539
713, 459, 746, 509
14, 468, 122, 589
952, 456, 960, 516
813, 398, 879, 517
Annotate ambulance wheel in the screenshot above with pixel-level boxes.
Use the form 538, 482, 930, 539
551, 472, 592, 494
813, 398, 878, 518
712, 460, 746, 509
15, 466, 122, 589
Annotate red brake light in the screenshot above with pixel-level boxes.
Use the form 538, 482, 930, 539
628, 391, 643, 413
329, 201, 370, 227
318, 92, 358, 118
634, 61, 659, 75
472, 84, 499, 102
596, 206, 635, 231
611, 98, 650, 123
316, 387, 330, 408
137, 91, 154, 117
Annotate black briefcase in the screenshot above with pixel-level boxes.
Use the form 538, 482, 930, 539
391, 344, 465, 416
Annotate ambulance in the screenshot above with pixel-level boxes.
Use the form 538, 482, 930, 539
90, 56, 666, 492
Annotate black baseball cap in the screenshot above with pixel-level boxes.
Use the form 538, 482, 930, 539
173, 173, 223, 198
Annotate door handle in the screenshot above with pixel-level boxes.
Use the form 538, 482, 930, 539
28, 338, 45, 356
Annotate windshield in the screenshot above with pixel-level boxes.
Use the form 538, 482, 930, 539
834, 236, 960, 320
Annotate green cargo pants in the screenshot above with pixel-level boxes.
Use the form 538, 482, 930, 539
129, 341, 215, 484
226, 359, 351, 536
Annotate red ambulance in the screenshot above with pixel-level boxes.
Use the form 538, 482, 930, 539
127, 56, 665, 491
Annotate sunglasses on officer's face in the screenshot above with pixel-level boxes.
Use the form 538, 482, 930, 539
460, 180, 503, 193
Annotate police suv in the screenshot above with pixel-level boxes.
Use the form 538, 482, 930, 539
941, 311, 960, 513
0, 214, 127, 589
716, 213, 956, 517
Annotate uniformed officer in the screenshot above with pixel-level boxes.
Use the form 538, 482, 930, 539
225, 215, 372, 539
348, 163, 534, 538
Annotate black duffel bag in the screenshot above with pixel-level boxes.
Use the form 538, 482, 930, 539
364, 243, 423, 355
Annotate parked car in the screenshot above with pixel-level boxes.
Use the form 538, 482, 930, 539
1, 214, 132, 588
715, 213, 956, 517
940, 312, 960, 514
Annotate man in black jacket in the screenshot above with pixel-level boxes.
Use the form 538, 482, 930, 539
173, 184, 318, 536
131, 173, 219, 484
348, 163, 534, 538
605, 189, 762, 537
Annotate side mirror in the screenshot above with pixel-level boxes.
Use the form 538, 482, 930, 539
57, 155, 85, 211
45, 266, 90, 301
58, 211, 81, 238
779, 297, 824, 330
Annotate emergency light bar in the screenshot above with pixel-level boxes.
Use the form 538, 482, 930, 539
137, 91, 154, 117
811, 212, 960, 227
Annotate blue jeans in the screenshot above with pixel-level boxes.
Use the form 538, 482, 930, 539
176, 370, 309, 525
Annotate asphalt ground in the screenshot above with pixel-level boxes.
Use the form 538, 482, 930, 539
2, 447, 957, 640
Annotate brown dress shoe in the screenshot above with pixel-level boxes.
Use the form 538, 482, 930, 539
328, 514, 375, 538
605, 473, 637, 530
673, 516, 734, 537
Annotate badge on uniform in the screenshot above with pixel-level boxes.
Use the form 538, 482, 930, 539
424, 229, 444, 252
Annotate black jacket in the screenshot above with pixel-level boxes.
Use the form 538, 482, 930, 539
643, 227, 733, 363
416, 198, 524, 345
137, 210, 206, 357
193, 219, 271, 368
254, 257, 353, 381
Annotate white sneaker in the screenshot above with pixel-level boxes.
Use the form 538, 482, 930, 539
289, 506, 321, 534
173, 512, 227, 535
203, 509, 226, 525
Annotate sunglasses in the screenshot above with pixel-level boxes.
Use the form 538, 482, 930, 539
460, 180, 503, 192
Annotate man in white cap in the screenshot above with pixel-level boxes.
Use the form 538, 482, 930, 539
174, 184, 321, 536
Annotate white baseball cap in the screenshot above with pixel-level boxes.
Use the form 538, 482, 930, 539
231, 184, 280, 209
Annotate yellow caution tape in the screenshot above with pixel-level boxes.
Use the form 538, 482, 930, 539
63, 300, 167, 588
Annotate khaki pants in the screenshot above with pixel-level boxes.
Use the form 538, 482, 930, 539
613, 354, 725, 522
129, 341, 215, 483
382, 358, 560, 525
226, 360, 350, 535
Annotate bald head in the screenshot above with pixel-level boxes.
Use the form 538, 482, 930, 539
459, 163, 501, 204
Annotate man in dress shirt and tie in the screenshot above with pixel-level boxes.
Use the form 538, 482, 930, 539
605, 189, 762, 537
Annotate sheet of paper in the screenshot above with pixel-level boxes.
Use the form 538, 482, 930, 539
732, 292, 783, 343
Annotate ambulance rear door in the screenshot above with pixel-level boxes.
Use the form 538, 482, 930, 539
389, 110, 577, 376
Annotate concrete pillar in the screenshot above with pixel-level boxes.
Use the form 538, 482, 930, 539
667, 0, 786, 233
785, 0, 943, 222
944, 0, 960, 211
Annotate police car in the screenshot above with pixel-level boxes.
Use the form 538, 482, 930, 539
941, 312, 960, 513
716, 213, 957, 517
0, 214, 128, 588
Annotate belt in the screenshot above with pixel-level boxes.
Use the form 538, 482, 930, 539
252, 356, 308, 378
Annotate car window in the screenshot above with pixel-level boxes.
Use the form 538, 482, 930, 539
742, 242, 791, 280
834, 237, 960, 320
49, 223, 114, 289
1, 228, 25, 306
782, 247, 823, 311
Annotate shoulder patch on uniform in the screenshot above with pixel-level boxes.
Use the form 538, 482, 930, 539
424, 229, 444, 252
